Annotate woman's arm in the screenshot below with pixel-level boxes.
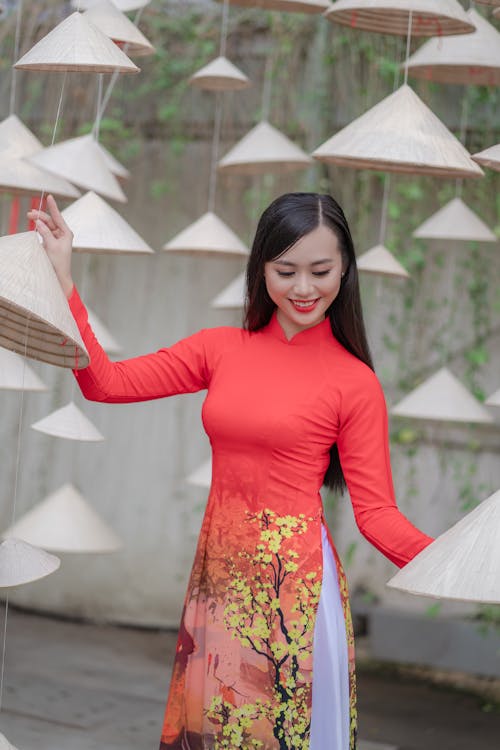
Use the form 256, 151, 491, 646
337, 370, 434, 568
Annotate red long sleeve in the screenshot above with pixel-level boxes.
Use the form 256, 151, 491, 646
336, 369, 433, 567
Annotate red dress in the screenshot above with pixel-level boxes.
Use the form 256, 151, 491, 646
68, 288, 432, 750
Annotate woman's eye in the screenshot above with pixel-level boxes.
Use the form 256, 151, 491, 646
312, 270, 330, 277
277, 271, 294, 277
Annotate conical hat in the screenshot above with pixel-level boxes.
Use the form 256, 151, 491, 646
0, 155, 81, 199
163, 212, 249, 256
324, 0, 475, 37
405, 9, 500, 86
215, 0, 331, 12
413, 198, 496, 242
218, 121, 312, 175
0, 114, 42, 158
186, 459, 212, 488
62, 191, 153, 254
313, 85, 483, 178
0, 231, 89, 369
84, 0, 154, 56
96, 141, 130, 180
211, 272, 246, 309
31, 401, 104, 441
391, 367, 494, 424
0, 348, 48, 391
30, 135, 126, 203
485, 389, 500, 407
73, 0, 151, 10
14, 12, 139, 74
387, 489, 500, 603
0, 732, 20, 750
189, 56, 251, 91
472, 143, 500, 173
357, 244, 409, 278
0, 539, 60, 588
87, 308, 122, 354
4, 483, 122, 553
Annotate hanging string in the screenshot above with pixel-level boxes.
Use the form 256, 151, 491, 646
36, 72, 68, 216
403, 10, 413, 87
220, 0, 230, 59
9, 0, 23, 115
207, 0, 231, 213
94, 73, 104, 142
261, 53, 274, 122
455, 93, 470, 199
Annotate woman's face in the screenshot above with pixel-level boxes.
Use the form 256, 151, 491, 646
264, 224, 344, 340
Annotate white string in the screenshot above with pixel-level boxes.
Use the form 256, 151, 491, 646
261, 54, 273, 122
220, 0, 230, 58
9, 0, 23, 115
0, 596, 9, 713
455, 94, 470, 199
403, 10, 413, 87
94, 73, 104, 142
36, 72, 68, 216
208, 93, 224, 213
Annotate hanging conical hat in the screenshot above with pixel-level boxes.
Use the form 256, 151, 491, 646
87, 308, 122, 354
0, 155, 80, 200
0, 539, 60, 588
61, 191, 153, 254
31, 401, 104, 441
0, 734, 19, 750
472, 143, 500, 173
215, 0, 331, 12
73, 0, 151, 10
324, 0, 475, 37
0, 231, 89, 369
0, 114, 43, 158
391, 367, 494, 424
0, 348, 48, 391
413, 198, 496, 242
405, 9, 500, 86
84, 0, 154, 56
14, 12, 139, 74
211, 272, 246, 309
96, 141, 130, 180
30, 135, 126, 203
186, 459, 212, 488
163, 212, 249, 256
218, 121, 312, 175
312, 85, 483, 178
485, 389, 500, 407
189, 56, 251, 91
387, 489, 500, 603
3, 483, 122, 553
357, 244, 409, 278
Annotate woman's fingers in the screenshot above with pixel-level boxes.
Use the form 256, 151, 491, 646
27, 209, 56, 230
47, 194, 72, 236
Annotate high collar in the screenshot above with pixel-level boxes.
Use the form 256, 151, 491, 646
263, 310, 336, 346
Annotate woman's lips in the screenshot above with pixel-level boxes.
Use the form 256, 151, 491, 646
289, 298, 320, 313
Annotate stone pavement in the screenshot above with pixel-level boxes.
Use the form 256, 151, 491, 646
1, 609, 499, 749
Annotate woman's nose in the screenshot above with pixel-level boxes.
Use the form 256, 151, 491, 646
292, 274, 314, 296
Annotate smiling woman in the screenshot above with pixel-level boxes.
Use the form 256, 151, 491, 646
32, 191, 433, 750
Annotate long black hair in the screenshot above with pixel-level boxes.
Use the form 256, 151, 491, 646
244, 192, 374, 493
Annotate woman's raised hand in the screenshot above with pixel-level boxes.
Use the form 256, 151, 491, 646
27, 194, 74, 298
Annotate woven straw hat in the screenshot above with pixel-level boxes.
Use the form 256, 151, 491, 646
405, 9, 500, 86
30, 135, 127, 203
0, 155, 81, 199
211, 272, 246, 309
485, 389, 500, 407
0, 733, 20, 750
0, 114, 43, 158
0, 348, 48, 391
62, 191, 153, 254
218, 121, 312, 175
189, 57, 251, 91
84, 0, 154, 56
0, 231, 89, 369
413, 198, 496, 242
73, 0, 151, 10
87, 308, 122, 354
186, 458, 212, 488
216, 0, 331, 11
391, 367, 494, 424
312, 85, 483, 178
32, 401, 104, 441
4, 483, 122, 553
387, 489, 500, 603
163, 212, 249, 256
357, 244, 409, 278
0, 539, 60, 588
96, 140, 130, 180
324, 0, 475, 37
472, 143, 500, 172
15, 12, 139, 74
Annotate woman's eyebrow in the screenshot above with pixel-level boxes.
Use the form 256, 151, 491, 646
273, 258, 334, 267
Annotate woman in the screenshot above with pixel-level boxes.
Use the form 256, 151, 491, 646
31, 192, 433, 750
